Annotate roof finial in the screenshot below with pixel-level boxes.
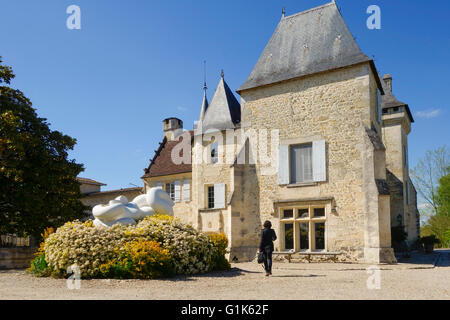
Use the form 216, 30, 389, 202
203, 60, 207, 91
221, 69, 224, 79
282, 7, 285, 18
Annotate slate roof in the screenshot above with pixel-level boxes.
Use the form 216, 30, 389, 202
142, 131, 193, 178
198, 74, 241, 132
238, 1, 382, 93
198, 90, 209, 122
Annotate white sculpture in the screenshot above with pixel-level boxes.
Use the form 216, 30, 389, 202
92, 187, 174, 228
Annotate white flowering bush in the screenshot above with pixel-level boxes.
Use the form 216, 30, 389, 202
37, 215, 228, 279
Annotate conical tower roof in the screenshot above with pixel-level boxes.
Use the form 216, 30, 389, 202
198, 87, 209, 122
199, 71, 241, 132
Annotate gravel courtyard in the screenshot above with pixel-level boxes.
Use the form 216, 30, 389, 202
1, 250, 449, 300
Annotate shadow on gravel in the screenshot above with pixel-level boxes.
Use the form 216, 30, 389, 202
270, 274, 325, 278
161, 267, 248, 282
395, 250, 440, 266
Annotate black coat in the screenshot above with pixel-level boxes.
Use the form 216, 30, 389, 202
259, 228, 277, 252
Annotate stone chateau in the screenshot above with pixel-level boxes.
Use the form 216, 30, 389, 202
97, 1, 420, 264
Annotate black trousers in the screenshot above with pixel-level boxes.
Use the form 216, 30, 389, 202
263, 247, 273, 274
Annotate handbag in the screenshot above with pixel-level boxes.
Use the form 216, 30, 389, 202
257, 251, 265, 264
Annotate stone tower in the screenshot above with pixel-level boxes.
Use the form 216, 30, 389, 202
381, 74, 420, 242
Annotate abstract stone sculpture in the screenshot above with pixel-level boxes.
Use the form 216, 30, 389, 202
92, 187, 174, 228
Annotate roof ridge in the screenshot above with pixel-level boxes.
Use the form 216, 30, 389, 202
283, 1, 335, 20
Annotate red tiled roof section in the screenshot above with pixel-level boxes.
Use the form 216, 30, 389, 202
142, 131, 193, 178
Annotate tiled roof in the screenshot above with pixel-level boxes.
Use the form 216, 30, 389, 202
76, 177, 106, 186
142, 131, 193, 178
84, 187, 143, 197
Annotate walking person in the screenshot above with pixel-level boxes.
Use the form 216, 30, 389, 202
259, 220, 277, 276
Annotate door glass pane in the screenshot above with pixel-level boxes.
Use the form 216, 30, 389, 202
314, 222, 325, 251
298, 208, 309, 219
282, 209, 293, 219
313, 208, 325, 218
298, 222, 309, 250
284, 223, 294, 250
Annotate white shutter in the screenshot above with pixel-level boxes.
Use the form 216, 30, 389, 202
183, 179, 191, 202
214, 183, 225, 209
174, 180, 181, 203
156, 182, 162, 189
313, 140, 326, 182
278, 145, 289, 185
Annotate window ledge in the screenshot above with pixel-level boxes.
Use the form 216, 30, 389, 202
199, 208, 224, 212
286, 182, 318, 188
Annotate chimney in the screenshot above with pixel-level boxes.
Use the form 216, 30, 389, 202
383, 74, 392, 92
163, 117, 183, 141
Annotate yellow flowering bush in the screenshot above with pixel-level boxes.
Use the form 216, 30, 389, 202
35, 227, 55, 256
27, 227, 55, 277
36, 215, 229, 279
208, 233, 231, 271
99, 240, 173, 279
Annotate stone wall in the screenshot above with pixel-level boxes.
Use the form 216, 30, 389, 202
0, 247, 36, 269
237, 63, 392, 262
382, 105, 419, 243
143, 172, 194, 226
192, 134, 234, 234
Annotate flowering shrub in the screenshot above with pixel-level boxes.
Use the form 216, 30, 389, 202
99, 240, 174, 279
27, 227, 54, 277
208, 233, 231, 271
32, 215, 230, 279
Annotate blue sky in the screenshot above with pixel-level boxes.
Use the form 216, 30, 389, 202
1, 0, 449, 191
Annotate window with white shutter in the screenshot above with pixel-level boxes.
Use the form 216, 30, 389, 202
183, 179, 191, 202
207, 185, 215, 209
290, 144, 313, 183
312, 140, 327, 182
174, 180, 181, 203
165, 182, 175, 201
213, 183, 225, 209
278, 145, 289, 185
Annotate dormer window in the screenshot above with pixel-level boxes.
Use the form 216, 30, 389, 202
210, 142, 218, 164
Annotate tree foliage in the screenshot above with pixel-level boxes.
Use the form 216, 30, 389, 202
436, 174, 450, 217
0, 57, 86, 239
410, 146, 450, 217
